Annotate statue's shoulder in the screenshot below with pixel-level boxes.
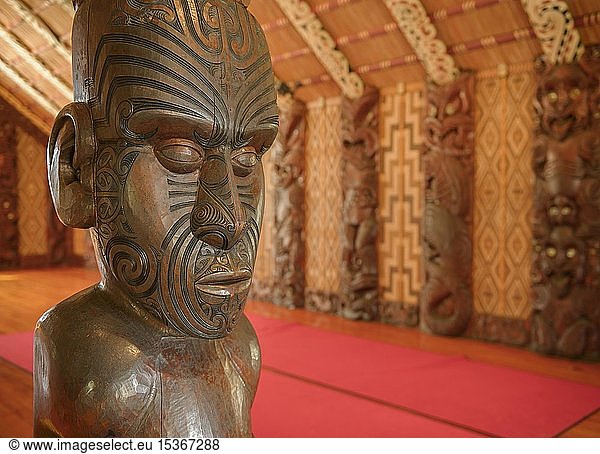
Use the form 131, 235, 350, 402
34, 286, 163, 437
36, 285, 100, 333
36, 285, 161, 358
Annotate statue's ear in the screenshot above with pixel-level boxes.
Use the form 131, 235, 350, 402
47, 102, 96, 228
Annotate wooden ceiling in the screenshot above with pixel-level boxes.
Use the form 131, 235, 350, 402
0, 0, 598, 132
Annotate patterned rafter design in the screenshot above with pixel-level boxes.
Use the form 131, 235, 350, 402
3, 0, 71, 71
273, 0, 364, 99
521, 0, 584, 64
383, 0, 459, 86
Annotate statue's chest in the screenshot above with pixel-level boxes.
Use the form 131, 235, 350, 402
76, 336, 253, 437
155, 337, 253, 438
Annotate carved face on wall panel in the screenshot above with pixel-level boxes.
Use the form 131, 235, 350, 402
49, 0, 278, 339
535, 62, 594, 141
423, 72, 474, 157
539, 226, 585, 299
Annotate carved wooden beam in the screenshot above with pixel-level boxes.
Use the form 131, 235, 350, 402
383, 0, 459, 86
521, 0, 584, 64
272, 92, 306, 309
421, 72, 475, 336
273, 0, 364, 99
530, 46, 600, 358
340, 86, 379, 320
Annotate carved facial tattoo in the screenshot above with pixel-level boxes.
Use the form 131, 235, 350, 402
83, 0, 278, 338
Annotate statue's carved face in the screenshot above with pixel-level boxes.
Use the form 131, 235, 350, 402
424, 73, 474, 157
540, 226, 585, 298
537, 64, 590, 141
80, 0, 278, 338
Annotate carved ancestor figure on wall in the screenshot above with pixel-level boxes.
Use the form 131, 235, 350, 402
531, 46, 600, 358
272, 90, 306, 309
421, 72, 474, 336
340, 88, 379, 320
34, 0, 278, 436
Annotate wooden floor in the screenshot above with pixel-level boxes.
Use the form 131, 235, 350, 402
0, 267, 599, 437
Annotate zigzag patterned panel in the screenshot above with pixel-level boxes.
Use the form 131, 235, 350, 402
16, 126, 48, 258
249, 145, 275, 301
378, 85, 424, 326
473, 70, 534, 321
305, 98, 343, 307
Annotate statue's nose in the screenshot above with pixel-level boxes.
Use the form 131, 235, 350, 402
190, 150, 247, 250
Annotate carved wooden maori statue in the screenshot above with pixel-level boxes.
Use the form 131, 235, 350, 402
34, 0, 278, 437
340, 87, 379, 320
421, 72, 474, 336
0, 121, 18, 269
531, 46, 600, 359
272, 91, 306, 309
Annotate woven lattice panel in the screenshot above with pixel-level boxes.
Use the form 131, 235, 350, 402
377, 84, 424, 326
16, 126, 48, 257
473, 69, 535, 320
305, 98, 343, 296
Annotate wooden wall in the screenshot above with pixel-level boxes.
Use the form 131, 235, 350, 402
304, 98, 344, 312
251, 65, 541, 348
377, 83, 424, 327
0, 98, 85, 269
16, 126, 49, 265
470, 67, 535, 345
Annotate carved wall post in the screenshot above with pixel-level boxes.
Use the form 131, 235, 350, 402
272, 92, 306, 309
531, 46, 600, 358
340, 87, 379, 320
421, 72, 475, 336
0, 120, 18, 268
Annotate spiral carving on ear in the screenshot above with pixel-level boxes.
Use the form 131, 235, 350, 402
47, 102, 97, 229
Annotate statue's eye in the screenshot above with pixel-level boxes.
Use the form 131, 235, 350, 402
566, 247, 577, 259
154, 140, 204, 174
232, 147, 258, 177
547, 92, 558, 103
561, 206, 572, 216
444, 99, 459, 116
548, 206, 559, 216
569, 88, 581, 100
546, 247, 557, 258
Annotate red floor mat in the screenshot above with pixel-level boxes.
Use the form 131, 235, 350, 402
252, 370, 480, 437
2, 314, 599, 437
250, 315, 600, 437
0, 332, 32, 372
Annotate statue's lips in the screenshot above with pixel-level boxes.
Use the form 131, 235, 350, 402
194, 271, 252, 296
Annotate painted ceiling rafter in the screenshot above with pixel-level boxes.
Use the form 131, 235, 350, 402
520, 0, 584, 64
0, 53, 59, 120
0, 26, 72, 101
31, 0, 74, 47
1, 0, 72, 85
383, 0, 459, 86
273, 0, 364, 99
272, 8, 599, 90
